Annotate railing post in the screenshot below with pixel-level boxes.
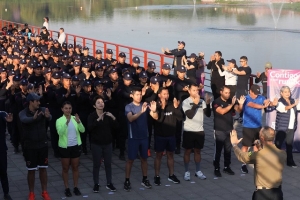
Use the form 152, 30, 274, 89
93, 40, 96, 57
249, 75, 254, 89
144, 51, 148, 69
129, 48, 133, 65
116, 45, 119, 59
74, 36, 76, 47
66, 35, 68, 44
83, 38, 86, 47
103, 43, 107, 59
160, 55, 165, 74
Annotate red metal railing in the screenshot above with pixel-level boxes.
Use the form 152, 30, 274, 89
0, 19, 256, 92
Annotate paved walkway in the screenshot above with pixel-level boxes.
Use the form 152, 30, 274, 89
1, 114, 300, 200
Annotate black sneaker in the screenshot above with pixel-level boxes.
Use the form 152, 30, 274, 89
141, 179, 152, 189
168, 174, 180, 184
4, 194, 12, 200
154, 176, 161, 186
73, 187, 81, 196
214, 168, 222, 177
223, 167, 235, 175
124, 181, 131, 192
175, 148, 181, 154
241, 165, 248, 174
106, 183, 116, 192
93, 184, 99, 193
64, 188, 72, 197
287, 161, 297, 168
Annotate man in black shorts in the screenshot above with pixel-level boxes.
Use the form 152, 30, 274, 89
181, 84, 211, 181
152, 87, 183, 186
19, 93, 52, 200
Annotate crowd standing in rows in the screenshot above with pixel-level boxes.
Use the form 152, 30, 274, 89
0, 21, 294, 200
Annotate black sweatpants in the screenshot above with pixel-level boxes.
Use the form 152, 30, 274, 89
275, 129, 294, 164
213, 130, 232, 168
0, 151, 9, 195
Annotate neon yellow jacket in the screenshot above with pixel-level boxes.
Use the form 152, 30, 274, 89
56, 115, 85, 148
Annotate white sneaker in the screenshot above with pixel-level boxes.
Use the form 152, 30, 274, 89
184, 171, 190, 181
195, 171, 206, 180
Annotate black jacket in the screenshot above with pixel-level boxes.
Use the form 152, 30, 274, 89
87, 111, 119, 145
19, 107, 52, 149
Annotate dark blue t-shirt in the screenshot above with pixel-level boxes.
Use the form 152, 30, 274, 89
125, 102, 148, 139
0, 111, 8, 152
243, 95, 265, 128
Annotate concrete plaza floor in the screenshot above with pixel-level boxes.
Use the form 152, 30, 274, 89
1, 115, 300, 200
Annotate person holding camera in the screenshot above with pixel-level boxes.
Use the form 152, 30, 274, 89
230, 127, 286, 200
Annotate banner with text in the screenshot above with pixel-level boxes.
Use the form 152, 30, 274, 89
267, 69, 300, 152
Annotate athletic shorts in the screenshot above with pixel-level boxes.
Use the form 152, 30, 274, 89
59, 145, 82, 158
242, 127, 261, 147
182, 131, 205, 149
23, 146, 48, 170
127, 138, 148, 160
154, 135, 176, 152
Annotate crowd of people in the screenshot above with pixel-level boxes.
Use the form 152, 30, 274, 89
0, 21, 295, 200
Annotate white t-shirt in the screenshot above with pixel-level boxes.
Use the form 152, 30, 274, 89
67, 120, 78, 147
43, 21, 49, 30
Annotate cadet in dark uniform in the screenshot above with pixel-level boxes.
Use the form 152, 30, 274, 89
0, 111, 13, 200
77, 80, 94, 154
145, 61, 157, 80
69, 61, 81, 77
128, 56, 145, 83
55, 73, 78, 114
158, 63, 175, 100
116, 73, 134, 160
173, 66, 193, 154
115, 52, 130, 76
104, 49, 117, 66
28, 63, 45, 87
44, 72, 61, 157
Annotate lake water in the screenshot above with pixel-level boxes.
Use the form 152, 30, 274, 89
1, 0, 300, 74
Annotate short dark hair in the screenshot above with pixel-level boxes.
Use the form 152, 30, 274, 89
131, 87, 142, 95
93, 95, 105, 105
157, 87, 168, 94
215, 51, 222, 57
61, 101, 72, 108
220, 85, 230, 92
240, 56, 248, 61
60, 28, 64, 32
189, 83, 198, 89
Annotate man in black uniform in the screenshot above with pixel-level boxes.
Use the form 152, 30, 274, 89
128, 56, 144, 83
162, 41, 187, 75
116, 73, 134, 160
158, 63, 175, 100
173, 66, 193, 154
28, 63, 45, 88
55, 73, 77, 114
115, 52, 130, 76
212, 86, 243, 177
104, 49, 117, 66
77, 80, 94, 154
207, 51, 225, 100
146, 61, 157, 80
44, 72, 61, 157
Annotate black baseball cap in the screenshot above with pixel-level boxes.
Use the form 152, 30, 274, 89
62, 73, 71, 79
0, 68, 6, 73
188, 53, 197, 58
82, 62, 90, 68
68, 44, 74, 49
72, 75, 79, 81
27, 93, 42, 102
178, 65, 187, 73
62, 43, 67, 48
139, 71, 148, 78
20, 59, 27, 64
96, 49, 102, 54
109, 68, 117, 74
43, 68, 51, 75
94, 80, 104, 87
52, 72, 61, 79
250, 84, 261, 95
8, 70, 15, 76
20, 79, 28, 85
150, 76, 159, 84
13, 75, 21, 81
106, 49, 113, 54
73, 61, 81, 66
82, 80, 92, 87
147, 61, 156, 69
162, 63, 171, 70
132, 56, 140, 64
83, 46, 89, 51
123, 73, 133, 80
119, 52, 126, 57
